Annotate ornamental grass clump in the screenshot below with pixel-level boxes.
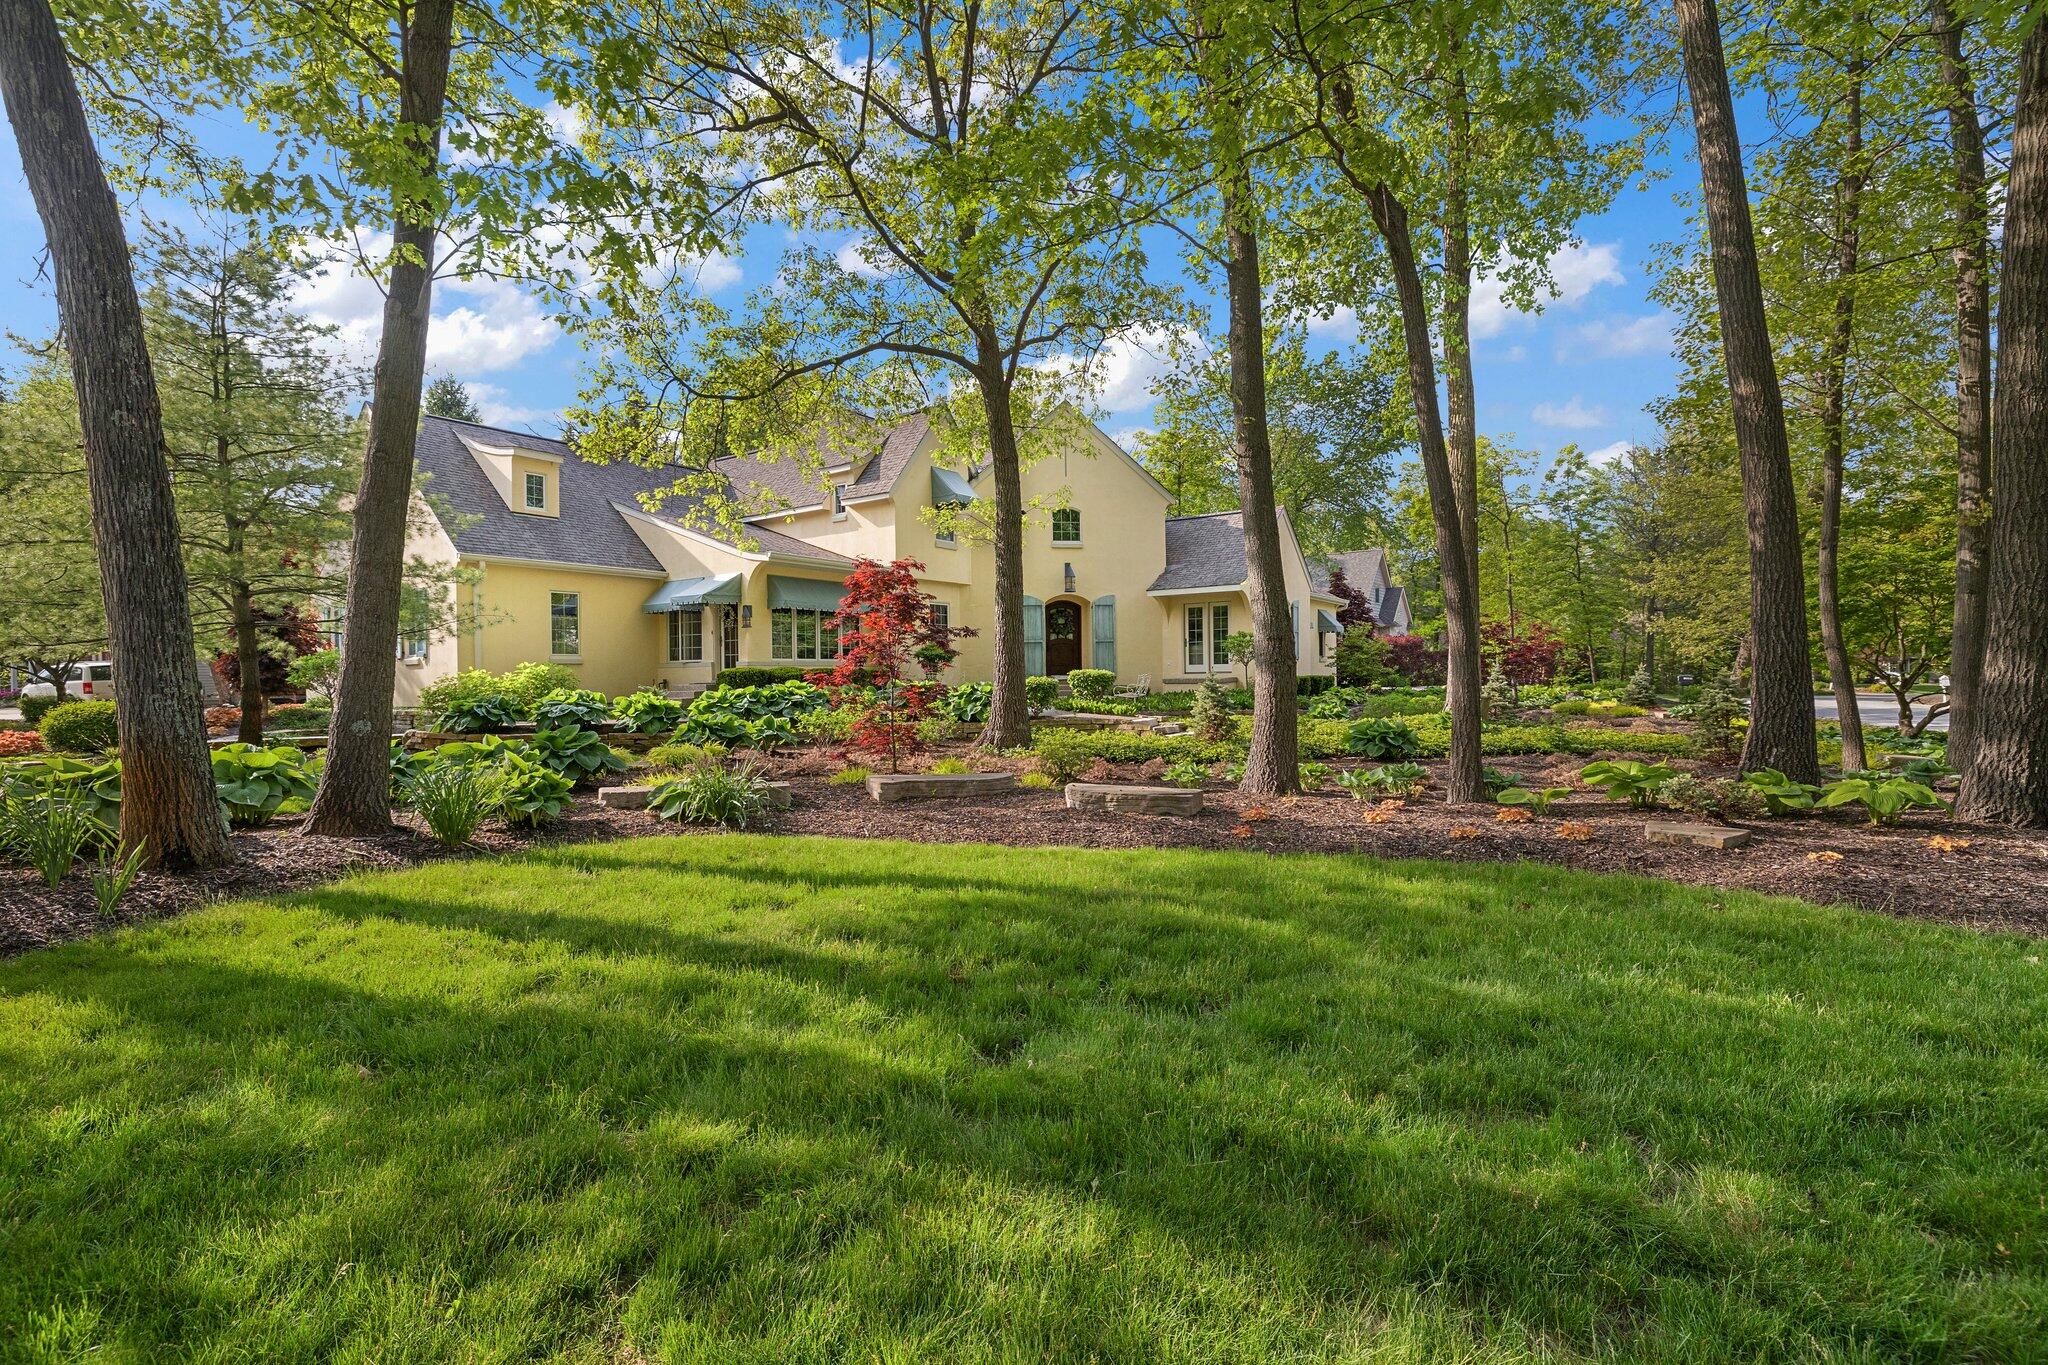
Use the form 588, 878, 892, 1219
403, 763, 503, 847
647, 758, 774, 829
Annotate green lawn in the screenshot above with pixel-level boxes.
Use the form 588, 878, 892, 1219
3, 837, 2043, 1361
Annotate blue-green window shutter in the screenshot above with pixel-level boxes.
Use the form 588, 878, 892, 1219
1023, 596, 1045, 676
1091, 595, 1117, 672
1290, 600, 1300, 658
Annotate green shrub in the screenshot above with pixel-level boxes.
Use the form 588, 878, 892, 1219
403, 763, 502, 846
265, 702, 330, 732
531, 688, 612, 728
1032, 731, 1095, 785
1480, 665, 1516, 718
647, 741, 729, 772
1190, 681, 1235, 744
499, 662, 583, 710
20, 694, 61, 727
829, 765, 871, 785
1656, 772, 1722, 817
1345, 718, 1422, 760
1162, 757, 1209, 788
419, 667, 515, 721
1333, 631, 1395, 687
41, 700, 118, 754
285, 648, 340, 692
647, 759, 774, 828
611, 690, 684, 735
1621, 666, 1656, 708
714, 666, 816, 687
1025, 676, 1059, 710
209, 743, 319, 827
1067, 668, 1115, 701
1688, 683, 1746, 761
798, 707, 856, 743
934, 682, 992, 723
439, 695, 526, 733
1018, 771, 1056, 790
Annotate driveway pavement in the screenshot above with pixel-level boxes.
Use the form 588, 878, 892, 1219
1814, 692, 1948, 733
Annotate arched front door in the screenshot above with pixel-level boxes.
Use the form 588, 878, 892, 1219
1044, 600, 1083, 676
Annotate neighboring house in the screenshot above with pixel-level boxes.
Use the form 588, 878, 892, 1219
391, 412, 1382, 703
1313, 547, 1413, 638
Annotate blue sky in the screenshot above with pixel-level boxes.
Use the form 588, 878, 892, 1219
0, 110, 1695, 472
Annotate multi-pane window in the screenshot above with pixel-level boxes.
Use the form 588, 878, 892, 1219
524, 472, 546, 509
832, 485, 847, 518
668, 609, 703, 663
771, 607, 837, 661
550, 591, 580, 656
1051, 508, 1081, 544
1185, 603, 1230, 670
930, 603, 949, 634
396, 584, 430, 661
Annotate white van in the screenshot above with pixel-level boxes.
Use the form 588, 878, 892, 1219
19, 661, 117, 702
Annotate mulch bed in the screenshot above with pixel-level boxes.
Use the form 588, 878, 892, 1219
6, 750, 2044, 957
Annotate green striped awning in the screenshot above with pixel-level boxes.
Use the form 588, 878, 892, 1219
1317, 609, 1344, 634
930, 465, 977, 506
767, 574, 847, 611
641, 574, 741, 614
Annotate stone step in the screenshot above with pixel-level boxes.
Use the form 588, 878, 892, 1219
1064, 783, 1204, 815
598, 780, 791, 811
866, 772, 1016, 803
1643, 821, 1751, 850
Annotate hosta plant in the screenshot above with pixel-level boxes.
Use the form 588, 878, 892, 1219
611, 690, 683, 735
7, 755, 122, 822
1345, 718, 1422, 761
438, 694, 526, 733
1496, 786, 1572, 813
525, 725, 629, 782
210, 743, 319, 827
531, 688, 612, 729
495, 750, 576, 828
1742, 768, 1820, 815
1162, 757, 1209, 788
1816, 776, 1946, 826
1577, 760, 1676, 809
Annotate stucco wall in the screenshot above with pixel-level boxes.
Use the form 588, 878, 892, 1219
468, 559, 669, 697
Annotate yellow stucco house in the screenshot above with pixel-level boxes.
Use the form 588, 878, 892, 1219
393, 412, 1406, 705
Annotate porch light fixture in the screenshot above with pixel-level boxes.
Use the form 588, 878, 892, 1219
1063, 562, 1075, 594
742, 605, 753, 628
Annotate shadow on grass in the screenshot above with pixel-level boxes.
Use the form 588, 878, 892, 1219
1, 833, 2043, 1361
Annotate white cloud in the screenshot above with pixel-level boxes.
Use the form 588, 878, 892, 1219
835, 237, 892, 279
1585, 439, 1634, 465
1569, 312, 1673, 360
1302, 304, 1361, 342
1052, 325, 1201, 413
463, 382, 559, 431
1470, 241, 1625, 339
1532, 395, 1608, 430
1108, 426, 1151, 452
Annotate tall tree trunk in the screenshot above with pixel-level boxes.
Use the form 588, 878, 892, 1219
1219, 181, 1299, 795
232, 581, 266, 744
1441, 64, 1484, 730
972, 337, 1030, 750
1928, 0, 1993, 773
304, 0, 456, 835
1366, 183, 1485, 804
1674, 0, 1822, 782
1817, 62, 1867, 775
1957, 23, 2048, 826
0, 0, 231, 867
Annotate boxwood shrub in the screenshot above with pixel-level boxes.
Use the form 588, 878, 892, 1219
714, 666, 817, 687
40, 700, 118, 754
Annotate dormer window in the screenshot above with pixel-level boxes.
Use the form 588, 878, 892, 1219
524, 472, 546, 510
1052, 508, 1080, 545
832, 485, 847, 520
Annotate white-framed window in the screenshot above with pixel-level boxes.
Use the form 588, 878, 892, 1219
524, 471, 546, 510
934, 525, 955, 548
398, 631, 428, 663
930, 603, 949, 634
770, 607, 837, 661
831, 485, 847, 520
1184, 602, 1229, 671
550, 591, 580, 657
1051, 507, 1080, 545
668, 608, 703, 663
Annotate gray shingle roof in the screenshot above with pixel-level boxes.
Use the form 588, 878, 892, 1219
1376, 585, 1407, 629
1312, 547, 1387, 596
414, 415, 849, 572
715, 412, 930, 513
1150, 512, 1247, 591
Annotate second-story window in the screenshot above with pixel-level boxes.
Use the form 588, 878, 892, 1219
832, 485, 847, 519
524, 472, 546, 510
1051, 507, 1080, 545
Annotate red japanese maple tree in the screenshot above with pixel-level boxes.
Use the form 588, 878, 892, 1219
1480, 619, 1568, 685
811, 558, 972, 771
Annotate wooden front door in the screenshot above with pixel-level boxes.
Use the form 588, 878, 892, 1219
1045, 600, 1082, 675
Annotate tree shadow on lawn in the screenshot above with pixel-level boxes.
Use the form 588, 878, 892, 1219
2, 834, 2043, 1361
